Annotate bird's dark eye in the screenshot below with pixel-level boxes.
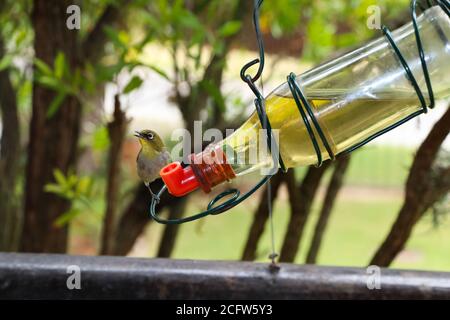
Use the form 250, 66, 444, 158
146, 133, 154, 140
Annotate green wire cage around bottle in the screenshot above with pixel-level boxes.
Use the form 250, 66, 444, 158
152, 0, 450, 225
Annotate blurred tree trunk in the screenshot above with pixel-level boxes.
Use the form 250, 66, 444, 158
279, 162, 331, 262
21, 0, 123, 253
370, 108, 450, 267
100, 95, 128, 255
0, 36, 22, 251
21, 0, 81, 253
112, 179, 184, 255
157, 198, 187, 258
306, 155, 351, 264
241, 172, 285, 261
112, 185, 152, 255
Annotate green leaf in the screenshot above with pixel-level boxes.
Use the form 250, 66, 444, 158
189, 30, 206, 48
71, 68, 82, 89
200, 79, 225, 113
46, 91, 67, 118
143, 13, 161, 31
0, 55, 13, 72
123, 75, 143, 94
178, 10, 202, 30
147, 65, 170, 81
96, 62, 125, 83
34, 58, 53, 76
15, 29, 28, 47
212, 41, 225, 55
118, 31, 130, 46
53, 208, 81, 228
53, 169, 67, 186
77, 194, 93, 210
76, 177, 91, 195
67, 173, 78, 189
103, 25, 128, 50
54, 52, 66, 79
93, 126, 110, 151
336, 33, 358, 47
44, 183, 62, 194
218, 21, 242, 37
35, 75, 60, 90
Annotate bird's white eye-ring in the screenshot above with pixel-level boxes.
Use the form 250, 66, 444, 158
147, 133, 154, 140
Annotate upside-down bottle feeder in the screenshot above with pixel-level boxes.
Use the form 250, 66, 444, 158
152, 1, 450, 224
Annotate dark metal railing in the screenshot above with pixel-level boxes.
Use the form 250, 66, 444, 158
1, 253, 450, 299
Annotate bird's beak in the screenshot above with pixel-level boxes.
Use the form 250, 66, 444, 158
134, 131, 142, 138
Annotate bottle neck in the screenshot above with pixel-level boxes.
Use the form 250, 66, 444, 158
189, 145, 236, 193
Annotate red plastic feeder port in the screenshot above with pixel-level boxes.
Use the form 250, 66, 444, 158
160, 162, 200, 197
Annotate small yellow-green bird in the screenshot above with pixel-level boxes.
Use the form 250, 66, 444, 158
135, 129, 171, 200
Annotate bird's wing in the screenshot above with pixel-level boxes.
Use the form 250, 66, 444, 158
161, 150, 172, 166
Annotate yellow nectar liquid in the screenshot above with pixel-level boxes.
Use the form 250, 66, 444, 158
220, 89, 422, 176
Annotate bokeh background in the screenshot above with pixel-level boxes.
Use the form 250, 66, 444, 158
0, 0, 449, 270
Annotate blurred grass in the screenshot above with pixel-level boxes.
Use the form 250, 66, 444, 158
345, 145, 414, 187
293, 144, 414, 188
144, 196, 450, 272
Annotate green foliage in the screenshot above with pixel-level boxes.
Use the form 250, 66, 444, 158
0, 0, 33, 51
103, 25, 130, 51
136, 0, 244, 124
261, 0, 410, 61
32, 24, 149, 117
92, 126, 111, 151
54, 52, 68, 80
199, 79, 226, 113
0, 0, 33, 114
123, 75, 144, 94
218, 21, 242, 37
46, 92, 67, 118
45, 169, 97, 227
145, 64, 170, 81
260, 0, 308, 37
0, 54, 13, 71
33, 53, 79, 118
82, 6, 164, 96
142, 0, 241, 71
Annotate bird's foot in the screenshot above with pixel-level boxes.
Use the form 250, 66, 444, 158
146, 184, 160, 204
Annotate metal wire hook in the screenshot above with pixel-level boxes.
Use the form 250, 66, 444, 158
240, 0, 265, 83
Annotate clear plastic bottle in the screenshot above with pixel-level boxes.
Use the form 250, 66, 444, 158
161, 6, 450, 197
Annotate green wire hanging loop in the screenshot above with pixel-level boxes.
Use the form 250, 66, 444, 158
149, 0, 450, 224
